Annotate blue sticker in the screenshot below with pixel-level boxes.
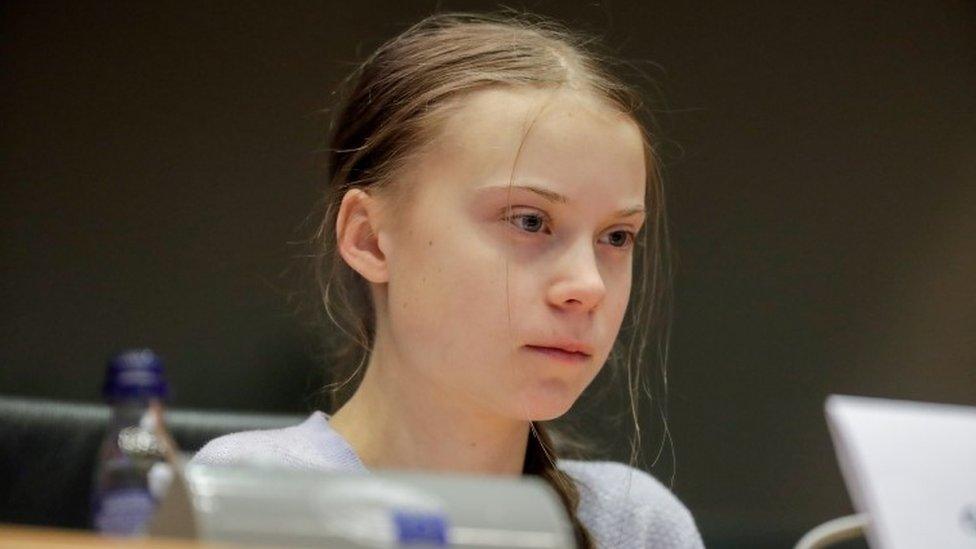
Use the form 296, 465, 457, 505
392, 509, 448, 546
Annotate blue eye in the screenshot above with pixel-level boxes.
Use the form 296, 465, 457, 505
506, 212, 551, 234
601, 230, 636, 249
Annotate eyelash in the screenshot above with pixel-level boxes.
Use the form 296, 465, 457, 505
503, 210, 637, 249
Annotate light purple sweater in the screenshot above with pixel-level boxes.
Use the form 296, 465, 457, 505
191, 411, 705, 549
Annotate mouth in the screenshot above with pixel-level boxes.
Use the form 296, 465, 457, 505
523, 345, 592, 363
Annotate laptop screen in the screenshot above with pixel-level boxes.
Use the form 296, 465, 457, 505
825, 395, 976, 549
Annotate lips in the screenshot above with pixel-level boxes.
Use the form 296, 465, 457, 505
524, 343, 593, 363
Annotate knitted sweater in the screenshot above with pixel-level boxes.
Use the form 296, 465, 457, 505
190, 411, 705, 549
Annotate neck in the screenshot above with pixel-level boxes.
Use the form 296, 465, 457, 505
328, 327, 530, 476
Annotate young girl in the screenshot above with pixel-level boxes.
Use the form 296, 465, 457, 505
192, 11, 704, 549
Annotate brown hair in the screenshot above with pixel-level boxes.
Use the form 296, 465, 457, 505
306, 10, 673, 549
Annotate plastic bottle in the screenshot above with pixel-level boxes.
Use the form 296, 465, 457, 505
91, 348, 174, 535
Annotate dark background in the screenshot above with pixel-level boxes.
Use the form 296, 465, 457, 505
2, 1, 974, 547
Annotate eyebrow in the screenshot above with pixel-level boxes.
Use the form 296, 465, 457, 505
479, 184, 646, 217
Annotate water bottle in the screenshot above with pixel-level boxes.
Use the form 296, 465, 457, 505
91, 348, 174, 535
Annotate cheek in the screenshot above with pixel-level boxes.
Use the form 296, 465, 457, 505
386, 222, 511, 366
589, 261, 633, 362
609, 266, 633, 318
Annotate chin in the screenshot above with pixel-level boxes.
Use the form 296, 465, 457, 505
530, 407, 572, 422
511, 382, 580, 421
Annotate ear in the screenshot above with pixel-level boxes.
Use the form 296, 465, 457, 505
335, 188, 389, 283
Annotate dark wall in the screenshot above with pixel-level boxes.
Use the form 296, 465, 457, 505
2, 1, 974, 547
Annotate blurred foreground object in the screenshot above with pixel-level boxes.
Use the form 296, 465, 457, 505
150, 463, 576, 548
796, 395, 976, 549
0, 395, 301, 529
92, 349, 176, 536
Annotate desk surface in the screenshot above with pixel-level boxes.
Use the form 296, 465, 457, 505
0, 524, 227, 548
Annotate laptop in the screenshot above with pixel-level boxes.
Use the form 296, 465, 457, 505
825, 394, 976, 549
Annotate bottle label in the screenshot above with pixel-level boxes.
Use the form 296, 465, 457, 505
93, 488, 156, 535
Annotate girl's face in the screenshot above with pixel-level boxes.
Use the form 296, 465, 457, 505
379, 86, 647, 421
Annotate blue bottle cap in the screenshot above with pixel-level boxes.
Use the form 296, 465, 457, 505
102, 349, 169, 402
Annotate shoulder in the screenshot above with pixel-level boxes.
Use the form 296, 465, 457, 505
557, 459, 705, 549
189, 411, 365, 472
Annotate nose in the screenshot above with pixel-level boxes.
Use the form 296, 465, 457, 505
546, 241, 606, 313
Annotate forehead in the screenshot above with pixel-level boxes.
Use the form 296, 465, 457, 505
411, 85, 647, 206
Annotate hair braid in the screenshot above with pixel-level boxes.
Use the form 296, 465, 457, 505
523, 422, 595, 549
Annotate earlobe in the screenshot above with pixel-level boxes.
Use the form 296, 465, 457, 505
335, 188, 389, 283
